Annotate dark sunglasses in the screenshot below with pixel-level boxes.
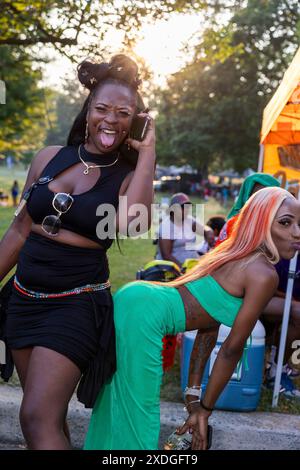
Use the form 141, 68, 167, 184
41, 192, 74, 236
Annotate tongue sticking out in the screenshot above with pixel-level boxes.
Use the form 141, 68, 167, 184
99, 131, 116, 148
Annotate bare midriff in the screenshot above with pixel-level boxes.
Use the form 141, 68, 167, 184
31, 224, 105, 250
176, 284, 220, 331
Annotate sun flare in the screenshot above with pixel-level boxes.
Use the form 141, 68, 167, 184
133, 14, 202, 86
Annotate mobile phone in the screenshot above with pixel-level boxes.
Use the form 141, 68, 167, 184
119, 114, 151, 166
130, 114, 151, 141
207, 424, 213, 450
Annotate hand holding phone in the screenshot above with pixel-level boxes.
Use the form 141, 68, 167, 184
119, 111, 153, 166
130, 114, 151, 141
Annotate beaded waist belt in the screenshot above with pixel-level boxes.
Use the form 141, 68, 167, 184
14, 276, 111, 299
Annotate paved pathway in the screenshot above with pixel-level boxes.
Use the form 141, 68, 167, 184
0, 385, 299, 450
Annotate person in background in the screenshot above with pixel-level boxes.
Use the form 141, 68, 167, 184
11, 180, 19, 207
196, 217, 225, 257
216, 173, 280, 246
84, 187, 300, 450
197, 226, 215, 255
6, 155, 13, 169
206, 216, 225, 238
203, 187, 210, 201
156, 192, 203, 267
221, 185, 229, 208
262, 257, 300, 399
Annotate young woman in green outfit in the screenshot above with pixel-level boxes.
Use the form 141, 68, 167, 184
85, 186, 300, 450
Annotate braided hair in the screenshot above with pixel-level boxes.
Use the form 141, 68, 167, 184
67, 54, 144, 147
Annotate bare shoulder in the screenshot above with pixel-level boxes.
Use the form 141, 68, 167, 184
245, 256, 279, 291
30, 145, 63, 178
33, 145, 63, 166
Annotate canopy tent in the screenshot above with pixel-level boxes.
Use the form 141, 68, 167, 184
259, 46, 300, 194
259, 46, 300, 407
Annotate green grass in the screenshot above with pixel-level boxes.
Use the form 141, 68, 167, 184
0, 207, 15, 235
0, 165, 28, 196
0, 167, 299, 414
0, 175, 227, 290
258, 378, 300, 413
0, 166, 27, 286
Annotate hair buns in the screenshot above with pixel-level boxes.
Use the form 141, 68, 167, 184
77, 61, 110, 90
77, 54, 141, 91
108, 54, 141, 88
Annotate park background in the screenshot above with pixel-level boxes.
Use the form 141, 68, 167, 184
0, 1, 300, 415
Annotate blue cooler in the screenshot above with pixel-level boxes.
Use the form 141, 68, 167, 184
180, 321, 265, 411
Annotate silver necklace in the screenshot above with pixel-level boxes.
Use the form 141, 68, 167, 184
78, 144, 119, 175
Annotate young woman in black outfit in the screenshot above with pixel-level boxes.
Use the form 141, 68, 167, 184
0, 54, 156, 449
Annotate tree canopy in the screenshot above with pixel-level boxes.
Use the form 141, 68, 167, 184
0, 46, 46, 157
155, 0, 300, 173
1, 0, 300, 170
0, 0, 207, 158
0, 0, 206, 59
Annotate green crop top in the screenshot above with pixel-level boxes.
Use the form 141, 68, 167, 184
185, 275, 251, 372
185, 274, 243, 327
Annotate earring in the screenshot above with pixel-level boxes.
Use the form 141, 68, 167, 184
85, 122, 89, 142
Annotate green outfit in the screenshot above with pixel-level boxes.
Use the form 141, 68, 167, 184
226, 173, 280, 220
84, 276, 243, 450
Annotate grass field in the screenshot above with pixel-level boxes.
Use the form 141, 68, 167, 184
0, 165, 299, 414
0, 165, 226, 290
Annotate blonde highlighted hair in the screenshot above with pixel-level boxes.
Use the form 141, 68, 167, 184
162, 186, 293, 288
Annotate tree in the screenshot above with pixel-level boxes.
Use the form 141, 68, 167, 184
0, 0, 208, 60
44, 78, 87, 146
0, 46, 46, 158
0, 0, 207, 160
155, 0, 300, 173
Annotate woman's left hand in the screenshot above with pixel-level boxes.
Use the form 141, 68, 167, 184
177, 406, 211, 450
126, 113, 155, 153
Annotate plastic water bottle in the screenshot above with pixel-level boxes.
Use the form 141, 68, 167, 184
163, 425, 213, 450
163, 430, 192, 450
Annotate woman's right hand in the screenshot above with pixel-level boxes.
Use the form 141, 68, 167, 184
125, 113, 155, 154
176, 404, 211, 450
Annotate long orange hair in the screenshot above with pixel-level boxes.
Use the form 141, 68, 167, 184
159, 186, 293, 288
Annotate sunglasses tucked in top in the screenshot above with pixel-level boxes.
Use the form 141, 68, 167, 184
42, 192, 74, 236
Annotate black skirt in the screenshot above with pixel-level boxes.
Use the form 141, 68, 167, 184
5, 232, 116, 408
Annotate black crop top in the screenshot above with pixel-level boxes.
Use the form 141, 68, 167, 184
26, 146, 134, 249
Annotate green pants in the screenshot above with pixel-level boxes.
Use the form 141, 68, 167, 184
84, 281, 186, 450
